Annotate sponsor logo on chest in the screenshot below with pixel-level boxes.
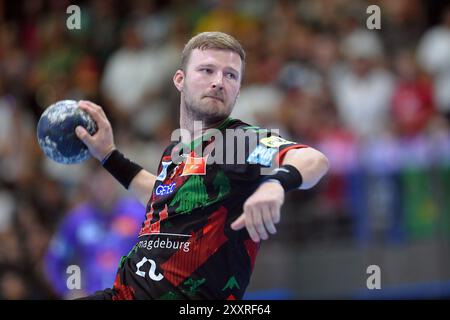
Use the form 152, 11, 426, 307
155, 182, 177, 196
181, 155, 208, 176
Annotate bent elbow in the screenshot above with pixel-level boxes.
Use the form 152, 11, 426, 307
300, 152, 330, 190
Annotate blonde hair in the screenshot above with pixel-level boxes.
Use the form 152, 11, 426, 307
181, 32, 246, 75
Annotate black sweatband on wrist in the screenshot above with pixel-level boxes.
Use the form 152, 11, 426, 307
101, 149, 143, 189
260, 164, 303, 192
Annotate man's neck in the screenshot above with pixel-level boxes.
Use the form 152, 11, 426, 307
179, 106, 228, 143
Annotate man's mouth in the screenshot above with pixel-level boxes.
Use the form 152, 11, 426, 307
204, 95, 223, 102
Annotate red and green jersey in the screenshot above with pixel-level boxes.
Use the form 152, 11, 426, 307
111, 118, 308, 300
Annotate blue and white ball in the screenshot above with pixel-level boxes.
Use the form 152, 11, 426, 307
37, 100, 98, 164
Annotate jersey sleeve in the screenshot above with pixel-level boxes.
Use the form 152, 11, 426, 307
219, 125, 308, 182
247, 130, 309, 167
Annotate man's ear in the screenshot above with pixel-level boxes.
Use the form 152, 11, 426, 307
173, 69, 184, 92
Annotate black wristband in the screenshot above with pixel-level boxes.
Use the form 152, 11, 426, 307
101, 149, 143, 189
260, 164, 303, 192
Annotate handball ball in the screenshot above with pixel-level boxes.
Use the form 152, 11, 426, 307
37, 100, 98, 164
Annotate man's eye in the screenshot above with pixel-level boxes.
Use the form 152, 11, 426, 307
226, 72, 236, 80
201, 68, 213, 74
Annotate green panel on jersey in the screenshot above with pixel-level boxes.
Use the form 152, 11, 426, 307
213, 170, 231, 201
200, 170, 231, 208
118, 245, 138, 269
171, 175, 209, 214
183, 278, 206, 295
159, 291, 182, 300
222, 276, 240, 291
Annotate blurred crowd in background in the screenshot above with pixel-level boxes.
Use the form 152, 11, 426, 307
0, 0, 450, 299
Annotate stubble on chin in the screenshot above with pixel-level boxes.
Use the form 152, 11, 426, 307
185, 96, 229, 123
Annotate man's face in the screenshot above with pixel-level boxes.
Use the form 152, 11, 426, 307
175, 48, 242, 123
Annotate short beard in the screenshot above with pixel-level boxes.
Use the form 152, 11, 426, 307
183, 93, 232, 126
184, 100, 229, 125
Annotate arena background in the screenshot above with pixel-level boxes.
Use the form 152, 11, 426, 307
0, 0, 450, 299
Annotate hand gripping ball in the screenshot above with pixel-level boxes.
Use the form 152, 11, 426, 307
37, 100, 97, 164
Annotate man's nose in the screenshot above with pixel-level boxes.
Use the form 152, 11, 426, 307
211, 73, 224, 90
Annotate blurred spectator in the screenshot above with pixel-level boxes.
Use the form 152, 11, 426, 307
0, 22, 30, 97
129, 0, 174, 47
194, 0, 258, 42
44, 169, 144, 299
311, 33, 340, 75
101, 22, 177, 137
417, 4, 450, 75
231, 26, 284, 128
277, 90, 324, 144
381, 0, 426, 55
417, 4, 450, 119
391, 50, 435, 137
85, 0, 121, 65
0, 269, 29, 299
0, 94, 35, 188
71, 56, 101, 101
0, 190, 14, 234
331, 29, 394, 140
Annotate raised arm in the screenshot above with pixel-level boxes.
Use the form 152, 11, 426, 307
75, 100, 156, 206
